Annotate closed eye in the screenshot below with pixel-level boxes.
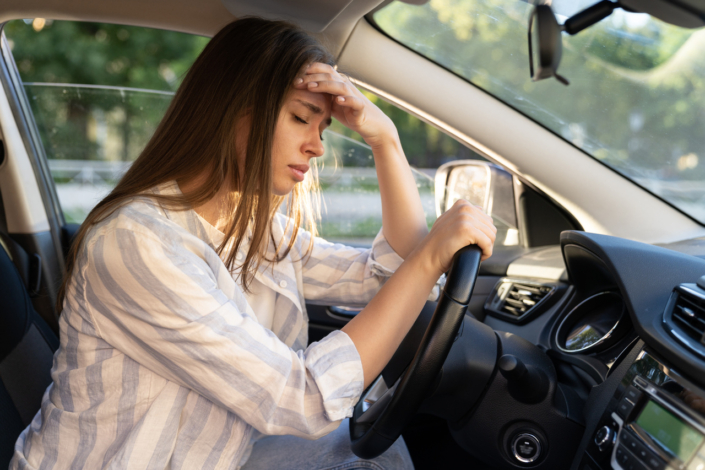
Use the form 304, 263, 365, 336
295, 114, 324, 141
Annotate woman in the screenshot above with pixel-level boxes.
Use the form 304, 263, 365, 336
11, 17, 496, 470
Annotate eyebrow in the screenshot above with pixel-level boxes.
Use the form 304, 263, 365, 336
295, 99, 332, 126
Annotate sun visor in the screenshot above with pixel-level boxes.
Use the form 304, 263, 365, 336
220, 0, 379, 31
619, 0, 705, 28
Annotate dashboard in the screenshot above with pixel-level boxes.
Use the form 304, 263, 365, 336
475, 231, 705, 470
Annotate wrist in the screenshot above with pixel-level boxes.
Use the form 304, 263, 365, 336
406, 241, 445, 281
365, 127, 400, 153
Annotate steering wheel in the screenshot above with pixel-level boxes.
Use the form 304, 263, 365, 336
349, 245, 483, 459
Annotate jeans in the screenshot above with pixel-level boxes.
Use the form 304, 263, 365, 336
240, 419, 415, 470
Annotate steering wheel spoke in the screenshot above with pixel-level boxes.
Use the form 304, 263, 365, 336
357, 375, 401, 424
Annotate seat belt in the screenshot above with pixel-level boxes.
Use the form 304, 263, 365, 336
0, 188, 42, 297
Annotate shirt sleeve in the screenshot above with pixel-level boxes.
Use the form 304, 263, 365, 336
80, 214, 364, 439
296, 226, 445, 306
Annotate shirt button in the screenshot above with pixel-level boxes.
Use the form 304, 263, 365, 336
236, 252, 244, 261
279, 280, 287, 288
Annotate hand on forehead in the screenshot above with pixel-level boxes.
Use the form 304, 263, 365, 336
289, 88, 333, 118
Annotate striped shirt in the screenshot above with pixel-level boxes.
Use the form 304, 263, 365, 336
11, 181, 413, 470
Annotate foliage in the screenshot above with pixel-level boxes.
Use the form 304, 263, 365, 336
6, 20, 207, 89
6, 19, 480, 169
6, 20, 207, 161
374, 0, 705, 223
373, 0, 705, 180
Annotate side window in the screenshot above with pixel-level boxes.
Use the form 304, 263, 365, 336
5, 19, 522, 249
4, 19, 208, 222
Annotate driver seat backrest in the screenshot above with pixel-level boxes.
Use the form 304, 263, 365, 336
0, 231, 59, 468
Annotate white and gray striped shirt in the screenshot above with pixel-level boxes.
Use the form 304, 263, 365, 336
11, 182, 409, 469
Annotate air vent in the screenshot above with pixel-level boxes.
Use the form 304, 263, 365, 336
502, 283, 553, 317
665, 284, 705, 356
485, 279, 557, 323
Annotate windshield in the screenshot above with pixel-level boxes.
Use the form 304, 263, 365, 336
373, 0, 705, 225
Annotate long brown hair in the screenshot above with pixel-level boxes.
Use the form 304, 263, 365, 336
57, 17, 335, 311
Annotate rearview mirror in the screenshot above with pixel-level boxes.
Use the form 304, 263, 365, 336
528, 4, 569, 85
528, 1, 623, 86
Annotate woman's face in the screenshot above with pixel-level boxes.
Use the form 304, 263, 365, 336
270, 88, 332, 196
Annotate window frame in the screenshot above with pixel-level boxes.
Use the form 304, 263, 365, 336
0, 27, 65, 235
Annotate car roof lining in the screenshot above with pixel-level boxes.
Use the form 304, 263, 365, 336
0, 0, 384, 56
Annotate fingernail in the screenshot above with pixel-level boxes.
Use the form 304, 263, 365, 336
337, 96, 345, 102
308, 82, 318, 88
294, 78, 303, 85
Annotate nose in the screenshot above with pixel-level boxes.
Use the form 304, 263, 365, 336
303, 130, 325, 159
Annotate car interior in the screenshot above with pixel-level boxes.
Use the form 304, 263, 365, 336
1, 0, 705, 469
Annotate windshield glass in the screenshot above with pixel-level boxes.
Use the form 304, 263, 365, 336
373, 0, 705, 225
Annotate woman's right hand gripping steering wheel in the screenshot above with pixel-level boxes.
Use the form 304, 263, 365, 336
416, 198, 497, 277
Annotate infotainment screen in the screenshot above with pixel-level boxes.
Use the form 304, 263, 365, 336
636, 400, 704, 462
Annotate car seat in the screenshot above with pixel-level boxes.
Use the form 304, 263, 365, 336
0, 230, 59, 467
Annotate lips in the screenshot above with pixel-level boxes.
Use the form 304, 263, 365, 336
288, 164, 309, 182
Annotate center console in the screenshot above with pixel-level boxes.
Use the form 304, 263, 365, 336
581, 350, 705, 470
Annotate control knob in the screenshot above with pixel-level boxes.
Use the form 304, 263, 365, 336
594, 425, 615, 452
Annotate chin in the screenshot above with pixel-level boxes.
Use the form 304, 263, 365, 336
271, 182, 296, 197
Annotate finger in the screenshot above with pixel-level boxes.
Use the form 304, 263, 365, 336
332, 94, 364, 111
469, 216, 497, 245
306, 62, 337, 75
303, 78, 350, 95
474, 212, 497, 237
479, 224, 497, 247
467, 228, 493, 261
456, 211, 496, 248
305, 81, 362, 102
294, 73, 341, 88
456, 201, 495, 233
462, 222, 494, 260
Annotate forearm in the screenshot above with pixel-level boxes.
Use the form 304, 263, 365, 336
372, 134, 429, 259
341, 247, 439, 387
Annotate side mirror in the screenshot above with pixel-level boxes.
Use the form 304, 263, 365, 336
435, 161, 519, 245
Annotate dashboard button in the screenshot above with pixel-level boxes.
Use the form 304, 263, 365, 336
617, 397, 636, 419
621, 431, 639, 451
625, 385, 643, 404
634, 376, 649, 389
511, 433, 541, 463
625, 454, 649, 470
617, 445, 630, 466
621, 431, 648, 460
642, 452, 666, 470
616, 444, 649, 470
633, 447, 659, 468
